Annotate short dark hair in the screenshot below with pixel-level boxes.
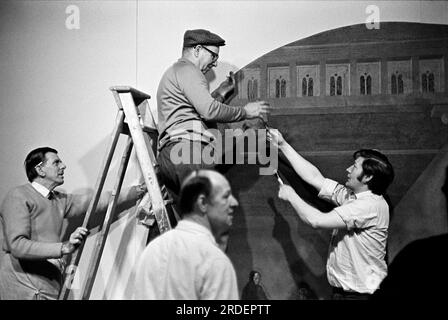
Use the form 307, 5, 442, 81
24, 147, 58, 182
178, 173, 213, 216
354, 149, 394, 195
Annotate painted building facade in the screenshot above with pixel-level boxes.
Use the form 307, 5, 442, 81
225, 22, 448, 300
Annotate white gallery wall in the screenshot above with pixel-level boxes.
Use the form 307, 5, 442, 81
1, 0, 447, 299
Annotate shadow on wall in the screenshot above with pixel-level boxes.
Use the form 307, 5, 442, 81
224, 164, 259, 299
59, 131, 145, 299
61, 131, 144, 238
268, 197, 330, 299
387, 147, 448, 262
60, 135, 115, 241
216, 91, 335, 298
222, 156, 334, 299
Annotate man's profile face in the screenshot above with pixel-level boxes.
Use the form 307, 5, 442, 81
206, 173, 238, 239
39, 152, 66, 187
345, 156, 366, 190
200, 45, 219, 74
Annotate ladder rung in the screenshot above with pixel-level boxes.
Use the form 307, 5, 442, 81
110, 86, 151, 100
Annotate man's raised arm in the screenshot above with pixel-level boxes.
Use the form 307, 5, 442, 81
267, 128, 325, 191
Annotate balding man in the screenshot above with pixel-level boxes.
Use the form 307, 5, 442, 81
134, 169, 239, 300
156, 29, 271, 196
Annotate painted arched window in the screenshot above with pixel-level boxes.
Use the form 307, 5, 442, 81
247, 79, 259, 101
275, 79, 280, 98
247, 80, 253, 100
308, 78, 313, 96
366, 75, 372, 95
398, 75, 404, 94
330, 76, 335, 96
428, 73, 435, 93
281, 79, 287, 98
361, 74, 372, 95
301, 76, 314, 96
360, 75, 366, 95
422, 72, 435, 93
391, 74, 397, 94
336, 76, 342, 95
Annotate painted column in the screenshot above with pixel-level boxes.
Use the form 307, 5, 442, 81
320, 60, 326, 97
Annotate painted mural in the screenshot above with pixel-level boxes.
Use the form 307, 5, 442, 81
223, 22, 448, 299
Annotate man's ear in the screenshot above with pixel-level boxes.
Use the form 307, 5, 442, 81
362, 174, 373, 184
194, 46, 200, 58
196, 194, 208, 214
35, 166, 45, 178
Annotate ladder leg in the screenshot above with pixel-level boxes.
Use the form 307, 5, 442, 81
59, 110, 125, 300
120, 93, 171, 233
81, 136, 133, 300
144, 185, 180, 244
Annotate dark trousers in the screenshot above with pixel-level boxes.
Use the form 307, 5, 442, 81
331, 286, 371, 300
157, 140, 217, 196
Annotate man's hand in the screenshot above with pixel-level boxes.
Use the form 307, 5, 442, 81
244, 101, 272, 120
136, 183, 147, 199
267, 127, 286, 148
61, 227, 89, 255
211, 71, 236, 102
278, 184, 297, 202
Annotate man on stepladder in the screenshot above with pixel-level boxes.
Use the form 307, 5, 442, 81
156, 29, 272, 198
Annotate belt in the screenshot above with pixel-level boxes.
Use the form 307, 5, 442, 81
332, 286, 370, 296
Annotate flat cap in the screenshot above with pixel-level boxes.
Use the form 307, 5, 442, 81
183, 29, 226, 47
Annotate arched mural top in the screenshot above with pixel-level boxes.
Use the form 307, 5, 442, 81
234, 22, 447, 105
284, 22, 448, 48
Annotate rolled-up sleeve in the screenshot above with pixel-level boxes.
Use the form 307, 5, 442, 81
318, 178, 354, 206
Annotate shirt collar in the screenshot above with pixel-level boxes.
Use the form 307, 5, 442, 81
31, 181, 51, 198
354, 190, 377, 199
176, 219, 217, 246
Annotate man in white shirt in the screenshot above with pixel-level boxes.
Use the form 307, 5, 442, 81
0, 147, 146, 299
134, 169, 239, 300
267, 129, 394, 299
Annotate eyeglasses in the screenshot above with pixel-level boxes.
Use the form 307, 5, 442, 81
200, 46, 219, 61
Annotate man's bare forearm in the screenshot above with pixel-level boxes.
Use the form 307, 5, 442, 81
287, 192, 321, 228
279, 142, 325, 191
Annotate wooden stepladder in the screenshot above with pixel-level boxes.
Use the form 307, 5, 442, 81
58, 86, 177, 300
